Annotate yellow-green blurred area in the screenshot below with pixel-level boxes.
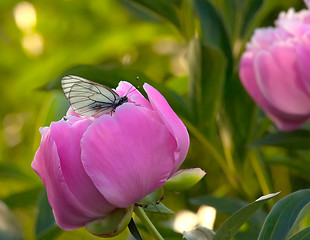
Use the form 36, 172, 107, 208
0, 1, 189, 239
0, 0, 309, 239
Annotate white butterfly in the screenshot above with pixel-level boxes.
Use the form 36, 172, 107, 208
61, 75, 129, 116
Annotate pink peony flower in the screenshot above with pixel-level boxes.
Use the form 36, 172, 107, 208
239, 0, 310, 131
32, 81, 189, 230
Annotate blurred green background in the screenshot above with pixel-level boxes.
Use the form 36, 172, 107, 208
0, 0, 309, 239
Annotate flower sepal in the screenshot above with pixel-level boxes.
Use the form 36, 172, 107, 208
138, 187, 164, 207
85, 205, 134, 238
164, 168, 206, 191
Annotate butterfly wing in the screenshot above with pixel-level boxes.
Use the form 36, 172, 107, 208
61, 75, 120, 116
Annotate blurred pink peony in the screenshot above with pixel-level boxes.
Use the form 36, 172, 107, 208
32, 81, 190, 230
239, 0, 310, 131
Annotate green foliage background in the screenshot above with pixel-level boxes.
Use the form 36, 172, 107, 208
0, 0, 309, 239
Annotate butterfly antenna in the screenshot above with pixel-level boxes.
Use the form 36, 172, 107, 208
125, 76, 140, 96
136, 76, 140, 90
124, 85, 135, 96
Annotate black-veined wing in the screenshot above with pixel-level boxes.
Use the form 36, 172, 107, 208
61, 75, 121, 116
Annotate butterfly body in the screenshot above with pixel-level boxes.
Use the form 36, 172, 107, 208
88, 95, 128, 112
61, 75, 129, 116
112, 95, 128, 109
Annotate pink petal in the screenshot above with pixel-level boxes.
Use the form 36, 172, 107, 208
82, 104, 176, 208
66, 107, 81, 117
240, 52, 272, 110
305, 0, 310, 10
240, 51, 309, 131
255, 45, 310, 115
297, 32, 310, 94
277, 19, 310, 38
32, 132, 96, 230
49, 119, 115, 216
268, 114, 309, 131
116, 81, 152, 109
143, 83, 189, 176
39, 126, 49, 136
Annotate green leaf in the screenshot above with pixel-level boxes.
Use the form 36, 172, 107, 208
37, 226, 62, 240
187, 38, 227, 130
156, 224, 183, 239
209, 0, 242, 39
179, 0, 195, 41
264, 157, 310, 181
42, 65, 148, 91
183, 226, 215, 240
191, 0, 234, 126
249, 130, 310, 149
136, 188, 174, 215
139, 187, 164, 206
258, 190, 310, 240
240, 0, 263, 38
193, 0, 231, 55
142, 202, 174, 215
199, 45, 226, 126
3, 186, 42, 209
0, 163, 33, 181
222, 72, 257, 161
289, 226, 310, 240
213, 192, 279, 240
0, 200, 23, 240
122, 0, 181, 29
35, 190, 62, 240
128, 218, 143, 240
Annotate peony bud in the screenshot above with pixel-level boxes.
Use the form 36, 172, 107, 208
239, 1, 310, 131
32, 81, 191, 231
164, 168, 206, 191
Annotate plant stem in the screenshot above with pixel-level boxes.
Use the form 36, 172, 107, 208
134, 206, 164, 240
